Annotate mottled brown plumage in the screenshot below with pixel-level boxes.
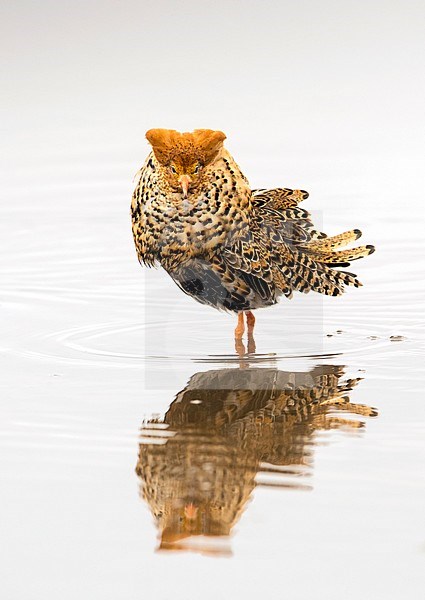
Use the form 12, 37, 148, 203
131, 129, 375, 336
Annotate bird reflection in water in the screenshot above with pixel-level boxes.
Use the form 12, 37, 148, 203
136, 365, 377, 555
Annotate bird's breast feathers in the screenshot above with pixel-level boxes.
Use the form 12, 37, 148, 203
132, 152, 252, 262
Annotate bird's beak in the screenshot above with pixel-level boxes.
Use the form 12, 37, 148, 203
178, 174, 192, 198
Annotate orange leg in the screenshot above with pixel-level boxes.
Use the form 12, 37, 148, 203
234, 312, 245, 340
246, 311, 255, 336
235, 312, 245, 357
234, 311, 256, 357
246, 311, 256, 354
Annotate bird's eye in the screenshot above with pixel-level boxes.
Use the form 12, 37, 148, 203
193, 163, 202, 175
169, 165, 177, 174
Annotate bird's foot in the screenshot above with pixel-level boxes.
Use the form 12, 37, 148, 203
235, 338, 246, 357
234, 336, 256, 364
234, 311, 256, 357
247, 333, 256, 354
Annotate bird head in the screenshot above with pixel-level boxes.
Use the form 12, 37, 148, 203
145, 128, 226, 197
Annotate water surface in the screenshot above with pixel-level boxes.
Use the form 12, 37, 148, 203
1, 142, 425, 599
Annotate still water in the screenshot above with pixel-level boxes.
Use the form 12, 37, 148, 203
1, 148, 424, 599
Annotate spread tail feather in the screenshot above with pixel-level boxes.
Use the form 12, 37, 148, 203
302, 229, 363, 251
272, 248, 365, 299
300, 228, 375, 267
306, 244, 375, 266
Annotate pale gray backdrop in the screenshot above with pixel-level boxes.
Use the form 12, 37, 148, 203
1, 2, 425, 600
